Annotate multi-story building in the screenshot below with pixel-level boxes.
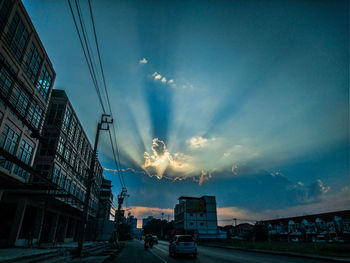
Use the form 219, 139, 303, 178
127, 215, 138, 237
0, 0, 55, 247
34, 89, 103, 243
95, 178, 114, 241
174, 196, 218, 239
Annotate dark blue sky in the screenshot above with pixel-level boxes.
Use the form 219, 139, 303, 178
23, 0, 349, 223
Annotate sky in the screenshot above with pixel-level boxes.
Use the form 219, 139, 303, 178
23, 0, 349, 227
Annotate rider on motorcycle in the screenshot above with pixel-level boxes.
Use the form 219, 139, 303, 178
144, 234, 154, 249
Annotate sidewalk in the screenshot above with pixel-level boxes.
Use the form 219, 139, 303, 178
0, 241, 110, 263
200, 243, 350, 263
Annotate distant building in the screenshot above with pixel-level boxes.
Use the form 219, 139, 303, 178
96, 179, 114, 241
0, 0, 55, 247
127, 215, 138, 237
142, 216, 154, 228
174, 196, 218, 239
261, 210, 350, 242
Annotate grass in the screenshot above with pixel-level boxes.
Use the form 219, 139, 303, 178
199, 239, 350, 259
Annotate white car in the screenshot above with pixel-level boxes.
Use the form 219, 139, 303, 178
169, 235, 197, 257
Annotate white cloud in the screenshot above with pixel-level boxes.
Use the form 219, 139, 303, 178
143, 138, 191, 179
152, 72, 162, 80
139, 58, 148, 64
168, 79, 174, 84
188, 136, 216, 149
161, 77, 167, 83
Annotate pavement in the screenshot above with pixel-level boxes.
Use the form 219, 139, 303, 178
106, 239, 350, 263
0, 241, 111, 263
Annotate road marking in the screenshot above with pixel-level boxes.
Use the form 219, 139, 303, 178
149, 247, 168, 263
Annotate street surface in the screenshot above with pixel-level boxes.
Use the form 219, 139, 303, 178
110, 239, 336, 263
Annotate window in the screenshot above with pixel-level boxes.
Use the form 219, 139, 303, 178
59, 173, 66, 188
36, 66, 52, 100
62, 108, 71, 133
0, 1, 13, 32
200, 213, 203, 217
74, 125, 80, 146
27, 101, 43, 129
52, 166, 60, 184
39, 134, 56, 156
10, 86, 29, 117
65, 178, 71, 192
0, 61, 13, 98
47, 103, 64, 125
57, 135, 65, 155
68, 117, 76, 141
190, 222, 193, 226
13, 140, 33, 178
200, 222, 204, 226
0, 124, 19, 170
5, 12, 29, 62
71, 182, 76, 195
64, 144, 71, 162
70, 151, 76, 168
24, 44, 42, 84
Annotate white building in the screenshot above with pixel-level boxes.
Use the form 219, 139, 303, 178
174, 196, 218, 238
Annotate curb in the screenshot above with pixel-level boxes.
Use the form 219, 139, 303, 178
199, 243, 350, 263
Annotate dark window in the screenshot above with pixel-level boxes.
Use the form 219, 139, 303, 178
13, 140, 33, 179
200, 222, 204, 226
36, 66, 52, 100
27, 101, 43, 129
39, 134, 56, 156
57, 135, 65, 155
68, 117, 76, 141
59, 173, 66, 188
62, 108, 71, 133
47, 103, 64, 125
0, 0, 13, 32
52, 166, 60, 184
6, 12, 29, 62
10, 86, 29, 117
24, 43, 42, 84
65, 178, 71, 192
64, 144, 71, 163
0, 124, 19, 170
0, 60, 13, 98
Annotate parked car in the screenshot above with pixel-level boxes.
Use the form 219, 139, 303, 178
169, 235, 197, 258
152, 235, 158, 244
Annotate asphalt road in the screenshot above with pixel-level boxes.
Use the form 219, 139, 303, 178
109, 239, 339, 263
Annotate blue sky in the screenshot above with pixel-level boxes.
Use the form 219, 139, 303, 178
23, 0, 349, 224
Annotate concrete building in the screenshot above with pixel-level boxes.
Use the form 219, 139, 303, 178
34, 89, 103, 243
174, 196, 218, 239
0, 0, 56, 247
127, 215, 138, 237
95, 178, 114, 241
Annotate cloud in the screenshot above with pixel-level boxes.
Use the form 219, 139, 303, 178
139, 58, 148, 64
151, 72, 176, 88
188, 136, 216, 149
152, 72, 162, 80
142, 138, 191, 179
198, 170, 212, 186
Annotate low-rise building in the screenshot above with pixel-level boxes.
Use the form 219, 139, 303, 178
262, 210, 350, 242
174, 195, 218, 239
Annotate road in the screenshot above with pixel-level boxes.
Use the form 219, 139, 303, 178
109, 239, 337, 263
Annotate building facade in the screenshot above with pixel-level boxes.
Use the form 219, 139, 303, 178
262, 210, 350, 243
34, 89, 103, 242
95, 178, 114, 241
0, 0, 55, 247
174, 196, 218, 239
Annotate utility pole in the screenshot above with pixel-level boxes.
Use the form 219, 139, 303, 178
77, 114, 112, 257
114, 187, 128, 243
